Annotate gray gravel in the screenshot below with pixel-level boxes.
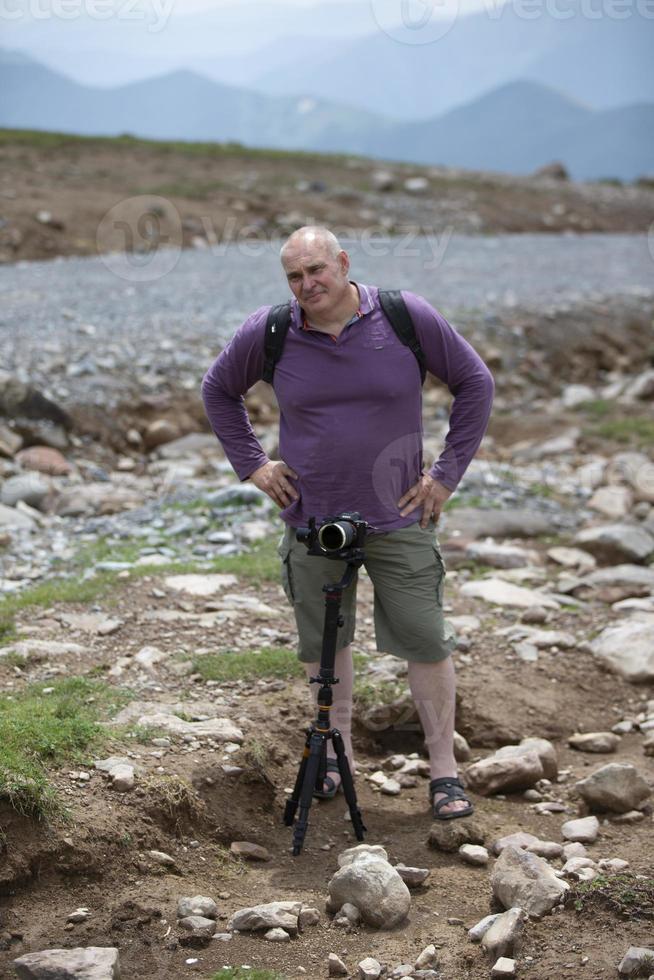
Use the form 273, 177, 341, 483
1, 233, 651, 407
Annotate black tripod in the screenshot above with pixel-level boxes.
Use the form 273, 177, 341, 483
283, 516, 368, 856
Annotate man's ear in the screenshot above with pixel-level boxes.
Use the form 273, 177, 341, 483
338, 249, 350, 275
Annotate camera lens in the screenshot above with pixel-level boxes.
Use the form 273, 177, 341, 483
318, 520, 355, 552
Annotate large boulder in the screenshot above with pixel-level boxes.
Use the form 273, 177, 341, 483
327, 845, 411, 929
491, 846, 568, 918
574, 763, 651, 814
590, 620, 654, 681
575, 524, 654, 564
13, 947, 120, 979
228, 901, 302, 935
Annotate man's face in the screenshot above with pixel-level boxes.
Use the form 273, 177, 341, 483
282, 241, 350, 316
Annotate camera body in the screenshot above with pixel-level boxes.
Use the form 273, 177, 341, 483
296, 512, 370, 559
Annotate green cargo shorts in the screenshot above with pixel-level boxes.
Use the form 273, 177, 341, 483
277, 520, 457, 664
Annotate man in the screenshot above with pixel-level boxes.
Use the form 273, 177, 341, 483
201, 226, 494, 819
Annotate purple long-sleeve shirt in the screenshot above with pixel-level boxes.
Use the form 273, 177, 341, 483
201, 283, 494, 532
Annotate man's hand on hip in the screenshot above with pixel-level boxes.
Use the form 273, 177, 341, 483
250, 460, 300, 509
398, 474, 452, 528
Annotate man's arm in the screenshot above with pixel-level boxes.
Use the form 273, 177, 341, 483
403, 291, 495, 491
200, 308, 300, 508
200, 307, 271, 481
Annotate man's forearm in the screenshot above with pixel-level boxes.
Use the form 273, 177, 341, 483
200, 372, 269, 481
428, 365, 495, 491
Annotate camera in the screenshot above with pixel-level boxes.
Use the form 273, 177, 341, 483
296, 512, 371, 558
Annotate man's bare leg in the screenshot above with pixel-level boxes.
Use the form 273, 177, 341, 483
304, 643, 354, 793
407, 656, 469, 816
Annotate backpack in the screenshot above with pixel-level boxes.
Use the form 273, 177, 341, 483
262, 289, 427, 385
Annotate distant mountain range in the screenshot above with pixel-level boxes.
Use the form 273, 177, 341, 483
4, 0, 653, 118
1, 49, 653, 180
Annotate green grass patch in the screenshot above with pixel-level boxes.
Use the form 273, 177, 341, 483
0, 677, 130, 820
210, 970, 286, 980
353, 677, 406, 709
567, 873, 654, 921
191, 647, 302, 682
590, 416, 654, 447
578, 399, 612, 418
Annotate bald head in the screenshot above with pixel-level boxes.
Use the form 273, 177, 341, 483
280, 226, 341, 266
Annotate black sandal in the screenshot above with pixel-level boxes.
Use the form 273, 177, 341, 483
429, 776, 474, 821
313, 757, 342, 800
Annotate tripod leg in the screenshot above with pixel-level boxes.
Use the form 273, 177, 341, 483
283, 731, 312, 827
331, 729, 366, 841
291, 732, 325, 856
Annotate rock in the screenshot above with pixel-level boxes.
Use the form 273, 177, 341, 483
298, 907, 320, 928
624, 369, 654, 401
497, 737, 558, 780
404, 176, 429, 193
0, 422, 22, 458
580, 565, 654, 591
1, 473, 50, 509
0, 374, 71, 428
460, 579, 559, 609
453, 730, 472, 761
0, 502, 35, 529
327, 844, 410, 929
574, 763, 651, 813
358, 957, 382, 979
499, 625, 575, 651
371, 170, 395, 191
111, 764, 135, 793
520, 605, 549, 624
0, 640, 86, 661
469, 913, 502, 942
526, 841, 563, 859
481, 907, 524, 960
465, 751, 544, 796
534, 160, 569, 180
445, 508, 551, 540
178, 915, 216, 939
16, 446, 72, 475
230, 841, 270, 862
598, 858, 629, 872
177, 896, 217, 919
575, 524, 654, 564
428, 817, 485, 853
568, 732, 620, 753
617, 946, 654, 976
148, 850, 177, 867
561, 816, 600, 843
380, 778, 401, 795
561, 857, 598, 877
67, 908, 91, 924
336, 903, 361, 925
563, 842, 588, 860
491, 957, 517, 978
465, 540, 538, 569
132, 645, 166, 669
562, 383, 594, 407
414, 944, 438, 969
144, 419, 180, 450
328, 953, 349, 977
228, 901, 302, 935
492, 832, 540, 856
60, 613, 122, 636
547, 546, 596, 571
135, 713, 243, 741
394, 864, 430, 888
607, 451, 654, 504
164, 573, 238, 596
491, 846, 568, 918
459, 844, 489, 866
590, 620, 654, 681
13, 947, 120, 979
589, 486, 633, 519
264, 927, 290, 942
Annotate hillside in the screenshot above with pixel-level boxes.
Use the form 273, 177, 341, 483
1, 129, 653, 266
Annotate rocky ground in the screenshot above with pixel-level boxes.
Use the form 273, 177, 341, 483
0, 213, 653, 978
1, 130, 654, 265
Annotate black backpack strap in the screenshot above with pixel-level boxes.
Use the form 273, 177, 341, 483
262, 302, 293, 384
378, 289, 427, 385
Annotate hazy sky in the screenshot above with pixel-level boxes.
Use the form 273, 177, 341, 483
178, 0, 499, 13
